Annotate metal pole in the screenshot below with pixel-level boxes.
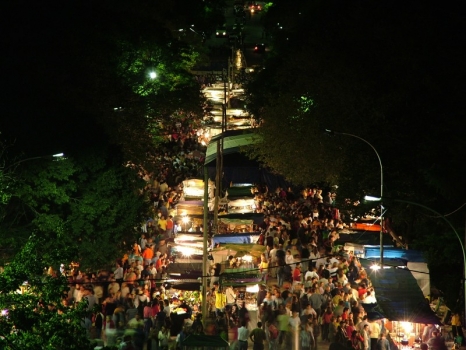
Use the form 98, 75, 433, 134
202, 166, 209, 325
326, 130, 384, 266
227, 60, 232, 109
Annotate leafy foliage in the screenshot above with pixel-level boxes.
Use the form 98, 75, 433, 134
0, 149, 146, 271
0, 237, 91, 350
246, 0, 466, 306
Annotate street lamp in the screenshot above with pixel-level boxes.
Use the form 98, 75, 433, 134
6, 153, 64, 170
325, 129, 384, 266
149, 71, 157, 79
364, 196, 466, 321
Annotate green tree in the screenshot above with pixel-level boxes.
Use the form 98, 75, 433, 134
247, 0, 466, 306
0, 236, 91, 349
0, 148, 146, 271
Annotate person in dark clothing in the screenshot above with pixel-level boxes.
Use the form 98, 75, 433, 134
250, 322, 266, 350
329, 340, 353, 350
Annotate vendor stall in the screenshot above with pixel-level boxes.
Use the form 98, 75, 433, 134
227, 186, 255, 199
182, 179, 206, 200
217, 217, 255, 233
176, 201, 204, 216
211, 233, 261, 247
227, 198, 256, 214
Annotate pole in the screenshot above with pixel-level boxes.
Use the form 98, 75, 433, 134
202, 166, 209, 325
325, 130, 384, 265
392, 199, 466, 323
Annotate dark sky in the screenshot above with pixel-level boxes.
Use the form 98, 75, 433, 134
0, 1, 107, 158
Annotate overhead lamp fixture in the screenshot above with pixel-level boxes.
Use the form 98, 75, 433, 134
364, 195, 381, 201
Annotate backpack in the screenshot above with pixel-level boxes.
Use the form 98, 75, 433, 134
268, 324, 279, 340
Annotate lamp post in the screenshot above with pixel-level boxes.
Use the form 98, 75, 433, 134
364, 196, 466, 322
6, 153, 64, 170
325, 129, 384, 266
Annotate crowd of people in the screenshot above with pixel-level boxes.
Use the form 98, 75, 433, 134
55, 174, 464, 350
45, 82, 460, 350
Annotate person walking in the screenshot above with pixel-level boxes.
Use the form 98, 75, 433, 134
376, 333, 390, 350
238, 320, 249, 350
250, 322, 267, 350
451, 312, 465, 345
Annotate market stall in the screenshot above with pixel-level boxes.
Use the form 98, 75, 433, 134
176, 201, 204, 216
211, 233, 261, 247
227, 198, 256, 214
217, 216, 255, 233
182, 179, 206, 200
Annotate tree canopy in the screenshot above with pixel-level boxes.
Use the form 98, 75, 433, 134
0, 236, 92, 349
0, 147, 146, 271
246, 0, 466, 305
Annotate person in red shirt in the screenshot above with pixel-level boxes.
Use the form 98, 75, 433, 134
293, 263, 302, 283
358, 283, 367, 300
155, 256, 166, 272
142, 246, 154, 266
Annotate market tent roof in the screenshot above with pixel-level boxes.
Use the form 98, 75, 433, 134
205, 129, 260, 166
218, 213, 264, 225
227, 186, 255, 199
204, 129, 291, 189
181, 335, 229, 349
364, 262, 440, 324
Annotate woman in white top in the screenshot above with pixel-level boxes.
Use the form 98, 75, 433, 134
285, 250, 295, 270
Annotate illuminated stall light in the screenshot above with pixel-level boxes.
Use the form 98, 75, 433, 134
246, 284, 260, 293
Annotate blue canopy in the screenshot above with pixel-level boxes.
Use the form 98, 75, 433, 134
363, 262, 440, 324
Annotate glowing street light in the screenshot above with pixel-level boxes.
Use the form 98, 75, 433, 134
181, 215, 190, 232
149, 71, 157, 79
6, 152, 64, 169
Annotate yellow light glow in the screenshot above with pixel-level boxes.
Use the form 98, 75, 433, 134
246, 284, 259, 293
177, 246, 196, 257
242, 255, 253, 263
400, 322, 413, 333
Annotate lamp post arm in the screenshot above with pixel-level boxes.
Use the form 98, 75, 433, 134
393, 199, 466, 265
5, 153, 64, 170
392, 198, 466, 323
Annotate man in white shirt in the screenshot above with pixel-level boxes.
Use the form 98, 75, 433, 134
305, 266, 319, 281
225, 286, 237, 306
238, 321, 249, 350
362, 324, 371, 350
370, 320, 381, 350
269, 244, 278, 278
357, 316, 370, 334
288, 310, 301, 331
114, 263, 124, 284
